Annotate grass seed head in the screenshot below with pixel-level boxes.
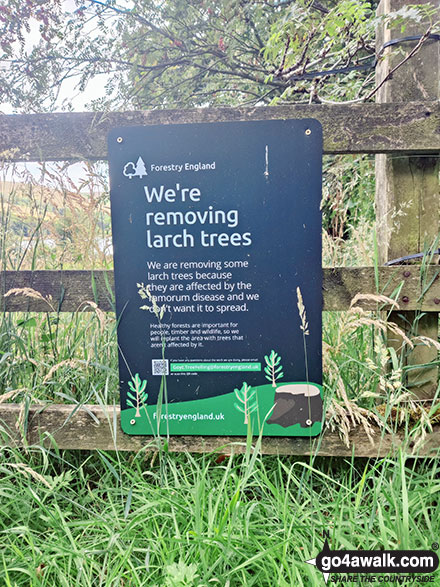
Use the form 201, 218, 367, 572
296, 286, 309, 335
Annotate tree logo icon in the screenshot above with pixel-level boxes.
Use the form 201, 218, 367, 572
123, 156, 148, 179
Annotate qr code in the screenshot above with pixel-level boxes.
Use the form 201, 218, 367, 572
152, 359, 169, 376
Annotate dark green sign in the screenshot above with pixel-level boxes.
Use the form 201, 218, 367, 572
108, 119, 323, 436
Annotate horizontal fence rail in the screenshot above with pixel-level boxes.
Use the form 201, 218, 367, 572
1, 102, 440, 161
1, 404, 438, 456
2, 266, 440, 312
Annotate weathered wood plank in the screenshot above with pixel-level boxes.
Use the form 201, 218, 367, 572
0, 403, 436, 456
1, 270, 115, 312
376, 0, 440, 399
1, 103, 440, 161
322, 265, 440, 311
2, 266, 440, 312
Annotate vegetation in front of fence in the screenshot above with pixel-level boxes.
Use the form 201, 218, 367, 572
1, 440, 439, 585
1, 160, 439, 449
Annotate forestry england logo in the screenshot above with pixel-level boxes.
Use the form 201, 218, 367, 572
123, 157, 148, 179
122, 156, 216, 178
306, 535, 439, 584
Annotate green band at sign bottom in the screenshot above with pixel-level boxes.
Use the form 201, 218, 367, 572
170, 362, 262, 373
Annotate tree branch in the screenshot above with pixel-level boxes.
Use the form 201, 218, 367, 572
364, 26, 432, 101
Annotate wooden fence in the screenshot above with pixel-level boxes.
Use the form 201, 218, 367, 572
1, 103, 440, 456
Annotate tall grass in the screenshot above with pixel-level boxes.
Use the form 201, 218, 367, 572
0, 162, 117, 408
0, 309, 118, 406
0, 446, 439, 586
0, 162, 112, 272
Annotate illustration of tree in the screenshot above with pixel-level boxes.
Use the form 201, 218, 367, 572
264, 350, 284, 387
234, 382, 257, 425
127, 373, 148, 417
134, 157, 148, 178
123, 162, 136, 179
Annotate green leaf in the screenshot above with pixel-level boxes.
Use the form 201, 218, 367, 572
17, 318, 37, 329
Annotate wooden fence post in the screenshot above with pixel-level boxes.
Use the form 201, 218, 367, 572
376, 0, 440, 399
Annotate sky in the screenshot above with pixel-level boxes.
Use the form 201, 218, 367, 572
2, 0, 112, 189
1, 0, 108, 114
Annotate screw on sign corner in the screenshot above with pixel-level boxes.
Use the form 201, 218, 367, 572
117, 137, 123, 143
305, 129, 312, 136
130, 419, 136, 425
